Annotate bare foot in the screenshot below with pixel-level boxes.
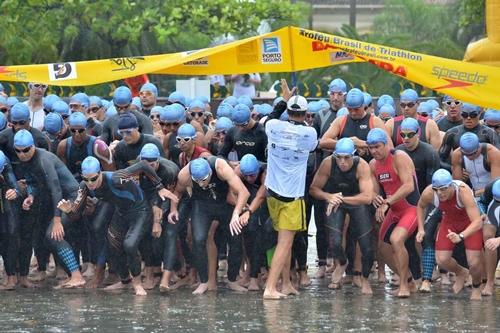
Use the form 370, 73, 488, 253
470, 287, 482, 301
353, 275, 362, 288
361, 279, 373, 295
192, 282, 209, 295
332, 262, 348, 286
170, 275, 191, 290
103, 273, 120, 286
29, 271, 46, 282
281, 284, 299, 296
397, 285, 410, 298
315, 266, 326, 279
248, 278, 260, 291
56, 267, 68, 280
263, 289, 287, 300
207, 280, 218, 291
82, 264, 95, 278
86, 266, 105, 289
419, 280, 431, 293
132, 277, 147, 296
227, 281, 248, 292
441, 273, 451, 285
60, 277, 86, 289
218, 259, 227, 272
409, 280, 418, 293
378, 272, 388, 284
104, 281, 130, 291
238, 276, 250, 287
299, 271, 311, 287
452, 268, 469, 294
143, 272, 156, 290
0, 280, 16, 290
481, 283, 494, 296
19, 277, 37, 288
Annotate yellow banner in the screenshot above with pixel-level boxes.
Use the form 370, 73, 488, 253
1, 26, 499, 109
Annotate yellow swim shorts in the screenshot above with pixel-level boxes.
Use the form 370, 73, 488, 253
267, 196, 306, 232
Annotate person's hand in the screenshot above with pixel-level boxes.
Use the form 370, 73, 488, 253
280, 79, 297, 102
351, 137, 368, 150
5, 189, 17, 200
446, 229, 461, 244
239, 211, 250, 226
109, 140, 120, 152
229, 212, 244, 236
376, 204, 389, 223
485, 237, 500, 251
50, 217, 65, 241
57, 199, 73, 213
168, 210, 179, 225
153, 206, 163, 225
22, 195, 34, 211
373, 195, 385, 208
152, 222, 162, 238
416, 229, 425, 243
325, 193, 343, 216
461, 169, 469, 182
158, 188, 179, 203
229, 161, 239, 169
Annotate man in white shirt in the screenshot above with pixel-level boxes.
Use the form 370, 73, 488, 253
231, 73, 261, 98
263, 79, 318, 299
24, 82, 47, 130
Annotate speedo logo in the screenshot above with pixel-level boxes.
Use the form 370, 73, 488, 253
235, 141, 256, 146
431, 66, 487, 90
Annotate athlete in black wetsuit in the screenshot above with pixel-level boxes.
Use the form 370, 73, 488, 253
113, 113, 164, 169
100, 86, 153, 145
14, 129, 85, 289
168, 156, 249, 294
310, 138, 375, 294
0, 152, 21, 290
219, 104, 267, 162
59, 156, 177, 295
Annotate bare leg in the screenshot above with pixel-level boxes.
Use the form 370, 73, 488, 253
389, 227, 410, 298
465, 250, 483, 301
132, 275, 147, 296
207, 221, 218, 291
143, 267, 156, 290
87, 265, 105, 289
482, 226, 497, 296
435, 250, 469, 294
280, 249, 299, 296
263, 230, 295, 300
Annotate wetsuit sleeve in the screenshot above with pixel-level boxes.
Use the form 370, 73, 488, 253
42, 157, 65, 217
35, 131, 51, 151
70, 181, 90, 215
438, 129, 456, 170
265, 100, 287, 124
3, 161, 19, 193
99, 118, 111, 144
218, 128, 235, 158
426, 147, 441, 189
139, 115, 154, 135
116, 160, 165, 191
312, 114, 321, 137
113, 143, 127, 170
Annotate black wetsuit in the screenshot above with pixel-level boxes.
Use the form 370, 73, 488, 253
114, 134, 164, 169
166, 132, 182, 167
71, 161, 163, 281
100, 110, 153, 145
437, 117, 462, 132
479, 178, 500, 234
219, 122, 267, 162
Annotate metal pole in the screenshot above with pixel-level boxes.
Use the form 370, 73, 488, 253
349, 0, 356, 28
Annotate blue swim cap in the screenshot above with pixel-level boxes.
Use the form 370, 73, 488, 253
223, 96, 238, 107
232, 104, 251, 125
189, 158, 211, 181
6, 97, 19, 107
216, 103, 233, 119
378, 104, 395, 117
493, 179, 500, 201
484, 109, 500, 122
150, 105, 162, 115
335, 138, 356, 155
432, 169, 453, 188
345, 88, 365, 108
140, 143, 160, 160
367, 128, 388, 145
259, 103, 273, 116
0, 113, 7, 131
0, 150, 6, 172
426, 99, 439, 111
273, 97, 284, 107
377, 94, 395, 110
237, 96, 253, 110
189, 99, 205, 111
168, 91, 186, 106
113, 86, 133, 106
10, 103, 30, 121
215, 117, 233, 131
118, 112, 139, 130
52, 100, 70, 116
461, 103, 480, 114
105, 105, 117, 118
160, 103, 185, 122
417, 101, 433, 115
70, 93, 90, 108
177, 123, 196, 138
131, 97, 142, 109
0, 96, 7, 107
280, 111, 289, 121
44, 113, 64, 135
317, 99, 330, 111
363, 92, 372, 107
89, 96, 102, 107
68, 112, 87, 128
43, 94, 61, 111
197, 95, 210, 104
336, 107, 349, 117
459, 132, 480, 154
240, 154, 260, 176
81, 156, 101, 175
308, 101, 320, 114
328, 78, 347, 93
101, 100, 110, 109
400, 117, 420, 132
140, 83, 158, 97
400, 89, 418, 103
13, 129, 34, 147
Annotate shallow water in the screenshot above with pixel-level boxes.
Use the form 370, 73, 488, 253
1, 224, 499, 332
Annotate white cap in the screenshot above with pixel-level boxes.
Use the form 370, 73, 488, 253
286, 95, 308, 112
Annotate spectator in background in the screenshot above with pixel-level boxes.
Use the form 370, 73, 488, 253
24, 82, 48, 130
231, 74, 261, 98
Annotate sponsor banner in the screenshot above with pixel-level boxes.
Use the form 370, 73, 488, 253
0, 26, 499, 108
